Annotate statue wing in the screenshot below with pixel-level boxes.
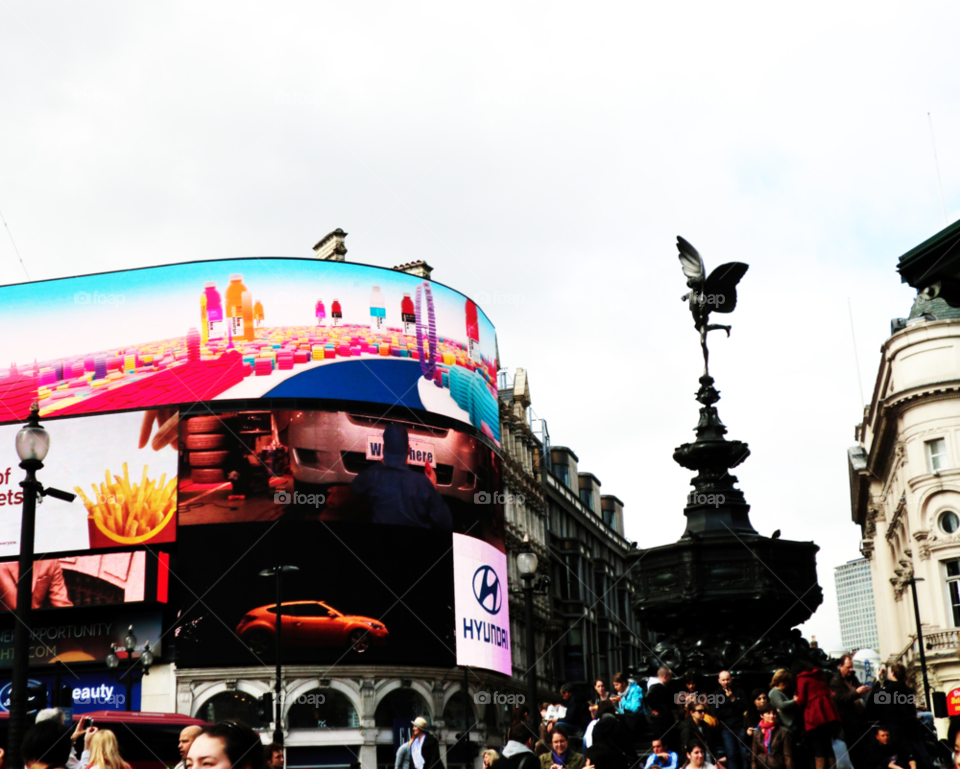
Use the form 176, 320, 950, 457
703, 262, 748, 314
677, 236, 705, 283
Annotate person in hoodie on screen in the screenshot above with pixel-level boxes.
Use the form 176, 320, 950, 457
351, 423, 452, 531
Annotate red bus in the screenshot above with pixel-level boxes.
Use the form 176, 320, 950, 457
0, 711, 209, 769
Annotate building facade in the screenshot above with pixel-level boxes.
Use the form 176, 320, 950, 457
850, 219, 960, 715
497, 368, 643, 692
543, 448, 643, 686
834, 557, 880, 653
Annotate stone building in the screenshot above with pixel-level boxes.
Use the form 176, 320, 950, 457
849, 218, 960, 714
498, 368, 642, 694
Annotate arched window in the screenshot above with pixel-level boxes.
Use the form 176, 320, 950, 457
195, 690, 266, 727
374, 689, 430, 727
442, 691, 476, 730
288, 688, 359, 729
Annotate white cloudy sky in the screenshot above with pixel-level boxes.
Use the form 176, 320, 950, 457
2, 1, 958, 652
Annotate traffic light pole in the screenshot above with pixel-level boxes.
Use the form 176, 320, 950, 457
9, 458, 42, 769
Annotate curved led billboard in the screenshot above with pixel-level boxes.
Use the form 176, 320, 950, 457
0, 259, 511, 676
0, 258, 500, 443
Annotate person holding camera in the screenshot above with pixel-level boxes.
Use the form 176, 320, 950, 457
831, 655, 870, 769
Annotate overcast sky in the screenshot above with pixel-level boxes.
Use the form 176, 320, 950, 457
2, 1, 958, 653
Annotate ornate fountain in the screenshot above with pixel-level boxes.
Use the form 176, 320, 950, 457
629, 238, 826, 674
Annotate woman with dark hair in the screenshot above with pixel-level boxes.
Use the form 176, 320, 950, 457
792, 660, 841, 769
750, 704, 794, 769
745, 689, 771, 740
682, 744, 715, 769
945, 719, 960, 769
186, 721, 267, 769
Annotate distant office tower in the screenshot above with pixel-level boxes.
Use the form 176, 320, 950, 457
835, 557, 880, 652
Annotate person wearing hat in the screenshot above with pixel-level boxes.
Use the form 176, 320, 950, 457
351, 423, 452, 530
410, 717, 444, 769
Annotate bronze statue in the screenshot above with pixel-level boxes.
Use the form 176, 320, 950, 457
677, 236, 748, 376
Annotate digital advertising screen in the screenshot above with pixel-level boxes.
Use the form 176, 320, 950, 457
0, 258, 500, 444
0, 410, 178, 556
177, 407, 504, 548
174, 522, 456, 668
0, 552, 146, 612
0, 611, 161, 667
0, 258, 511, 677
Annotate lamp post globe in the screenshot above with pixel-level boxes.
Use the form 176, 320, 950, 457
105, 651, 120, 669
517, 551, 538, 579
15, 417, 49, 463
124, 626, 137, 653
141, 644, 154, 670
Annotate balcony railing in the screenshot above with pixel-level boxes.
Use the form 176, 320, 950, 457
894, 628, 960, 666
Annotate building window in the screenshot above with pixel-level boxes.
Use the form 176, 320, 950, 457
580, 489, 594, 512
195, 691, 267, 727
946, 560, 960, 626
926, 438, 948, 472
940, 510, 960, 534
555, 465, 569, 487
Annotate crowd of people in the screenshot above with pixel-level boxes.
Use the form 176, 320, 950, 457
474, 658, 952, 769
10, 709, 324, 769
5, 657, 951, 769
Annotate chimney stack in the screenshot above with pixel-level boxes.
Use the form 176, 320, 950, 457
393, 260, 434, 280
313, 229, 348, 261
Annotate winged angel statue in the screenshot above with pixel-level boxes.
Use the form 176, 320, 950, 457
677, 236, 748, 377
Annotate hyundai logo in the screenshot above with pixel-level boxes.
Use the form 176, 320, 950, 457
472, 566, 501, 615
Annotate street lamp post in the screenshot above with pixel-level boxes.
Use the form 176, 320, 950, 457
10, 405, 75, 769
517, 542, 539, 737
260, 565, 299, 745
906, 577, 932, 709
105, 625, 154, 711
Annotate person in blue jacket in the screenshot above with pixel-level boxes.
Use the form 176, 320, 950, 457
611, 672, 642, 715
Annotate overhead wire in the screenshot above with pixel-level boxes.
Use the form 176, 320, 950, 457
0, 206, 29, 280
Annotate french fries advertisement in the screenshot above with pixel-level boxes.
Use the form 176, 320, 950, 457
0, 411, 178, 556
76, 462, 177, 546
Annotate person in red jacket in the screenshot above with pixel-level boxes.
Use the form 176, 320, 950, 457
792, 660, 841, 769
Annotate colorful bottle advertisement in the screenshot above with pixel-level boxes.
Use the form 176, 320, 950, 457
0, 258, 499, 444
